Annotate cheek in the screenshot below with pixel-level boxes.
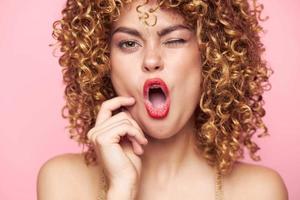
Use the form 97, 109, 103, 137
110, 50, 139, 76
172, 49, 202, 83
176, 69, 202, 116
180, 71, 202, 98
172, 50, 202, 100
111, 68, 131, 96
110, 56, 126, 95
110, 55, 138, 96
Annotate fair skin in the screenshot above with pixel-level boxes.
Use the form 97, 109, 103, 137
108, 0, 204, 197
37, 1, 288, 200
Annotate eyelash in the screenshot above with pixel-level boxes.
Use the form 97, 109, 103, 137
165, 39, 186, 46
118, 39, 186, 49
118, 40, 140, 49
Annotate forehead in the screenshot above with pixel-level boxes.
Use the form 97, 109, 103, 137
112, 0, 186, 30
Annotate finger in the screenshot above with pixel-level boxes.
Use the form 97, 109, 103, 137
121, 137, 143, 173
90, 123, 148, 147
88, 118, 132, 140
97, 111, 146, 140
88, 114, 148, 145
96, 96, 135, 125
87, 119, 132, 142
128, 136, 144, 155
123, 138, 142, 176
122, 110, 145, 134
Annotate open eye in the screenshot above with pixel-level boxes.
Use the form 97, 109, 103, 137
118, 40, 140, 49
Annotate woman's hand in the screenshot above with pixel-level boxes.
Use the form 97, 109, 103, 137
87, 96, 148, 197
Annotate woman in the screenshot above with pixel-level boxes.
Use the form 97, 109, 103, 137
37, 0, 288, 199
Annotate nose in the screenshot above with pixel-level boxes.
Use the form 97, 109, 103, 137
142, 47, 164, 73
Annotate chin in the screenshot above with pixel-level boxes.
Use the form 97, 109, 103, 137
139, 114, 185, 141
143, 126, 176, 140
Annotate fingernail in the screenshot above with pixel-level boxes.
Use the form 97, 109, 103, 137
144, 138, 148, 144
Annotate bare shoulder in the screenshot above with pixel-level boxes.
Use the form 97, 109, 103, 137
37, 153, 103, 200
225, 161, 288, 200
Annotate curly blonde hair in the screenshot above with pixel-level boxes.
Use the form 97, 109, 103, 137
52, 0, 273, 175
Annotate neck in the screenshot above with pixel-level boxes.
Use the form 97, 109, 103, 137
140, 116, 210, 185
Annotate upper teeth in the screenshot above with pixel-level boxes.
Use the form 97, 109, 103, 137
150, 85, 161, 89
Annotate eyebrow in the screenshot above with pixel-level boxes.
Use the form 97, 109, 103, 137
111, 24, 192, 38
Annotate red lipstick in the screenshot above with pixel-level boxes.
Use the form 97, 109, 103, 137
143, 78, 170, 119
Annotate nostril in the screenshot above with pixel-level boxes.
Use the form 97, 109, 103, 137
144, 65, 161, 71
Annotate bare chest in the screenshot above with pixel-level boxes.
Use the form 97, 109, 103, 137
135, 179, 217, 200
74, 178, 245, 200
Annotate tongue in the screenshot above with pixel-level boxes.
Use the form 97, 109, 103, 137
149, 92, 166, 108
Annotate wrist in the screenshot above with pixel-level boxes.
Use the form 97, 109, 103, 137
107, 186, 137, 200
107, 177, 139, 200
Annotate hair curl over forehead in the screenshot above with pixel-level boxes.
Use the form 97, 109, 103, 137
52, 0, 272, 175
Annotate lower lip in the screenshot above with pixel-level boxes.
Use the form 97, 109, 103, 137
144, 97, 170, 119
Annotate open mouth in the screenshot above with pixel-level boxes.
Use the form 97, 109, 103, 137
143, 78, 170, 119
148, 86, 166, 108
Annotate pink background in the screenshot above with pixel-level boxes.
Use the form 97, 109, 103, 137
0, 0, 299, 199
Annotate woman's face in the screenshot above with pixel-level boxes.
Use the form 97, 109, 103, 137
109, 0, 202, 139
